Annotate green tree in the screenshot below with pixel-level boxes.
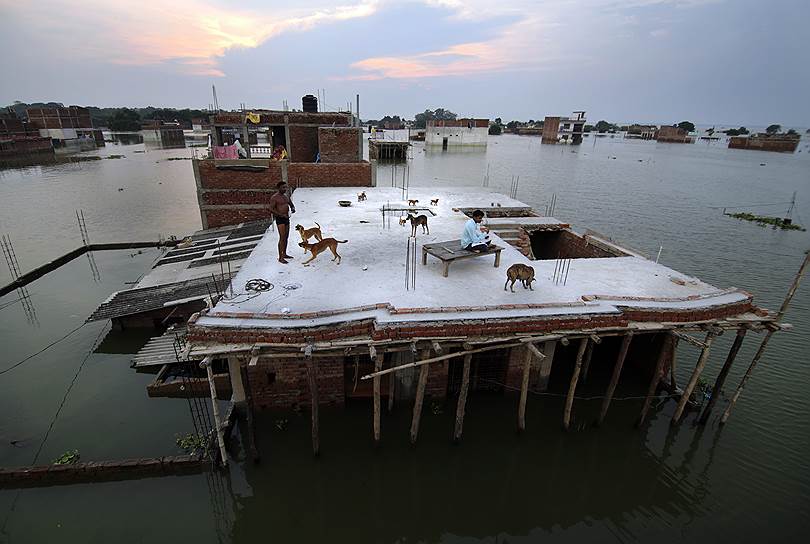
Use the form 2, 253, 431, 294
488, 123, 502, 135
413, 108, 457, 129
766, 124, 781, 134
677, 121, 695, 133
109, 108, 142, 131
786, 128, 797, 136
594, 120, 613, 133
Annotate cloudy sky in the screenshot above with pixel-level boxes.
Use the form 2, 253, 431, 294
0, 0, 807, 125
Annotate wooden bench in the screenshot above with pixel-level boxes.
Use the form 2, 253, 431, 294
422, 240, 503, 277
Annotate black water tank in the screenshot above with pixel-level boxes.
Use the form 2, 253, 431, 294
302, 95, 318, 113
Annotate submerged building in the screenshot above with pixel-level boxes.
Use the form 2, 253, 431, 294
542, 112, 586, 144
0, 109, 54, 162
142, 120, 186, 148
76, 101, 794, 462
656, 125, 693, 143
728, 133, 800, 153
425, 119, 489, 148
25, 106, 104, 148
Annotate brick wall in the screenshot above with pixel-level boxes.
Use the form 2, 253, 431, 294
531, 230, 623, 260
196, 159, 283, 189
318, 127, 360, 163
505, 346, 528, 391
289, 126, 319, 162
425, 361, 449, 398
247, 356, 344, 409
289, 162, 372, 187
205, 208, 272, 228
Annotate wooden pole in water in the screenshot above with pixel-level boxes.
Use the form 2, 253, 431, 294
597, 332, 633, 426
637, 333, 676, 427
563, 338, 589, 431
239, 363, 260, 463
388, 370, 396, 412
721, 250, 809, 425
305, 358, 320, 456
517, 347, 533, 433
671, 329, 718, 425
669, 336, 679, 391
371, 346, 381, 444
453, 354, 473, 442
580, 338, 596, 384
409, 350, 431, 444
202, 357, 228, 467
698, 327, 746, 425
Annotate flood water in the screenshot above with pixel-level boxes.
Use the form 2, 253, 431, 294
1, 133, 809, 542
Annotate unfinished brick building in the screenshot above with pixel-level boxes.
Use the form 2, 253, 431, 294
193, 106, 375, 228
176, 186, 793, 458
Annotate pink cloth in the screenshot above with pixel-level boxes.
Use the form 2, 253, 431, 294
213, 145, 238, 159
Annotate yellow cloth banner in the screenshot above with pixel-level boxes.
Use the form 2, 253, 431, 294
246, 112, 261, 124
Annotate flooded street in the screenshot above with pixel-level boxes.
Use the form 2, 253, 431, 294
1, 134, 809, 542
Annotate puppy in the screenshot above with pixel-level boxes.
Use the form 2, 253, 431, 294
398, 216, 408, 226
407, 199, 419, 206
298, 238, 348, 265
295, 222, 323, 247
405, 213, 429, 236
357, 191, 367, 202
504, 263, 536, 292
430, 198, 439, 206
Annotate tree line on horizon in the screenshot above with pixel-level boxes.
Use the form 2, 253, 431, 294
6, 101, 806, 136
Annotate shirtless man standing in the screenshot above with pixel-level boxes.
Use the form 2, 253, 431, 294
269, 181, 296, 264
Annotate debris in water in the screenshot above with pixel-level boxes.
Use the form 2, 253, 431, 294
725, 211, 805, 231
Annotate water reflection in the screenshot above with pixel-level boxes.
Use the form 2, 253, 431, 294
106, 132, 143, 146
222, 398, 707, 543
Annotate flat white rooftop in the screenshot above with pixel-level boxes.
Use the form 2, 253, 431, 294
195, 187, 750, 330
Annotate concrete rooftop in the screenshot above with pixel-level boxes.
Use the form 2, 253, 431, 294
195, 187, 751, 330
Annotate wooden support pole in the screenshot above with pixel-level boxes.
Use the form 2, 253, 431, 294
699, 328, 746, 425
453, 354, 473, 442
580, 338, 595, 383
637, 334, 676, 428
597, 332, 633, 426
305, 358, 320, 456
387, 369, 396, 412
202, 357, 228, 467
517, 347, 533, 433
669, 338, 679, 391
409, 351, 430, 444
721, 250, 809, 425
563, 338, 589, 430
671, 329, 718, 425
525, 341, 546, 361
372, 352, 382, 444
239, 363, 260, 463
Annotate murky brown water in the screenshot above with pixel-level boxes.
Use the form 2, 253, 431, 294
1, 133, 809, 542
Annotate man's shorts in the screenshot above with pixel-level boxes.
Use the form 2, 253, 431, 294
275, 215, 290, 226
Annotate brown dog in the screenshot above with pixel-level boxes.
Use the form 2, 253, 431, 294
357, 191, 367, 202
299, 238, 348, 265
405, 213, 429, 236
295, 222, 323, 247
407, 199, 419, 206
430, 198, 439, 206
504, 263, 536, 292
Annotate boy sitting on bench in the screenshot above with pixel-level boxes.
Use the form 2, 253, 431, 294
461, 210, 491, 252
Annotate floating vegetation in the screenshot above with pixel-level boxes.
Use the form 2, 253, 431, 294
53, 449, 80, 465
724, 211, 805, 231
106, 154, 126, 159
175, 433, 207, 455
165, 157, 192, 161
